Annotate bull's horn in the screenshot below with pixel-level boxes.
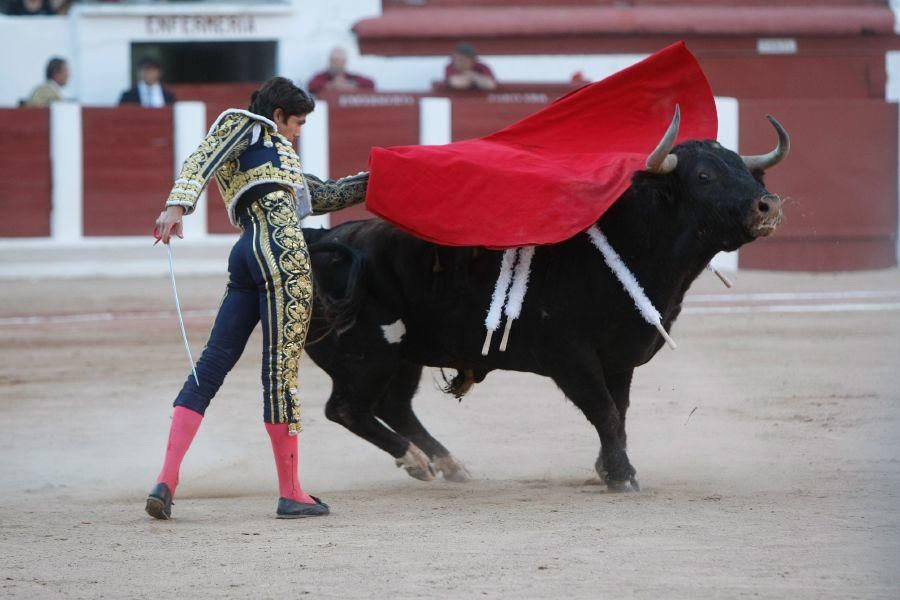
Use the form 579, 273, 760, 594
645, 104, 680, 174
741, 115, 790, 171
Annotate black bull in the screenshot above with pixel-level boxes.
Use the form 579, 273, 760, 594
302, 116, 790, 491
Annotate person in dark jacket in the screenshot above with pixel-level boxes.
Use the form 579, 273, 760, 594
119, 57, 176, 107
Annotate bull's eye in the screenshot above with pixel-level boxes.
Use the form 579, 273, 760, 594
698, 172, 711, 182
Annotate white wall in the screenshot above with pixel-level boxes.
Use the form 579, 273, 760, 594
71, 2, 297, 105
353, 53, 648, 92
0, 16, 74, 106
0, 2, 647, 107
0, 1, 382, 108
280, 0, 379, 87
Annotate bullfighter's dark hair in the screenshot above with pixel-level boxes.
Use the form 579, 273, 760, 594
45, 57, 67, 81
248, 77, 315, 121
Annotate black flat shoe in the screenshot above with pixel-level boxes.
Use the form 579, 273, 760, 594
145, 482, 173, 520
276, 496, 330, 519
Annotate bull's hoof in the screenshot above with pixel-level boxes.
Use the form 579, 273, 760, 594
433, 454, 472, 483
606, 477, 640, 493
395, 443, 436, 481
582, 466, 609, 486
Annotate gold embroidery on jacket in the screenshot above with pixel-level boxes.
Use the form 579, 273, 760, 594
166, 113, 254, 214
165, 111, 308, 226
305, 172, 369, 215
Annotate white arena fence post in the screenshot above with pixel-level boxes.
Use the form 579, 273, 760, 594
711, 96, 740, 273
173, 101, 208, 239
419, 97, 452, 145
300, 99, 330, 229
50, 102, 83, 243
886, 47, 900, 265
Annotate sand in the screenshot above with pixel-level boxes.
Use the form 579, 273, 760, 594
1, 265, 898, 599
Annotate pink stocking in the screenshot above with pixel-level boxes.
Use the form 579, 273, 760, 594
156, 406, 203, 497
265, 423, 315, 504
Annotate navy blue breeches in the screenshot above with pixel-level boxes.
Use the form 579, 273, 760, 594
174, 190, 312, 434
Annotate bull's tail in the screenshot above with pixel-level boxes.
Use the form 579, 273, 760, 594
437, 367, 489, 400
306, 234, 367, 342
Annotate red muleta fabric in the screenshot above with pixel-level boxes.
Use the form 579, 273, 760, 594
364, 41, 717, 249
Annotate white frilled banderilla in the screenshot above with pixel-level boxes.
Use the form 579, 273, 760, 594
480, 226, 737, 355
481, 246, 535, 355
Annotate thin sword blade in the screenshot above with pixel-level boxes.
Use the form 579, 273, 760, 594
166, 244, 200, 386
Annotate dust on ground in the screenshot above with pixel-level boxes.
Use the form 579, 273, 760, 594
1, 267, 898, 599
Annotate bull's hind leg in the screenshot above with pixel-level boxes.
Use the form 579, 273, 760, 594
375, 362, 472, 483
325, 374, 436, 482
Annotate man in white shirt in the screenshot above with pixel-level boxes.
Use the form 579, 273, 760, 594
119, 57, 176, 107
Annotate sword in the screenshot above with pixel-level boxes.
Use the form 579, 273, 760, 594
156, 236, 200, 387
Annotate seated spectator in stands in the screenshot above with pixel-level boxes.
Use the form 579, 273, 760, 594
9, 0, 51, 15
308, 47, 375, 94
119, 57, 176, 108
25, 57, 69, 107
48, 0, 71, 15
445, 43, 497, 91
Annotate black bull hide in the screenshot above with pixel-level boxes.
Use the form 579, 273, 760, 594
302, 138, 786, 491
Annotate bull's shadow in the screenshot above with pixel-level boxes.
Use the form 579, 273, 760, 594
303, 114, 789, 492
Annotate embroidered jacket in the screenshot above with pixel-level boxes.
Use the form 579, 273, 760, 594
165, 109, 367, 225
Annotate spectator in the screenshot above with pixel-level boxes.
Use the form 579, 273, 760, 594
445, 43, 497, 91
119, 57, 176, 108
9, 0, 51, 15
48, 0, 71, 15
307, 47, 375, 94
25, 57, 69, 107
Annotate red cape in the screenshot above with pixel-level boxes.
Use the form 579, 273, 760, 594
364, 41, 717, 248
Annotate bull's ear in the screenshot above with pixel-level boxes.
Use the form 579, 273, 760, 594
750, 168, 766, 185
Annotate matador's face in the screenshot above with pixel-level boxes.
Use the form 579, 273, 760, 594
274, 110, 308, 141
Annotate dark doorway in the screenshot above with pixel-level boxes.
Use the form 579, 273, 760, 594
130, 41, 277, 84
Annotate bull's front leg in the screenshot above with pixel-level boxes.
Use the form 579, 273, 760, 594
551, 361, 639, 492
592, 369, 634, 486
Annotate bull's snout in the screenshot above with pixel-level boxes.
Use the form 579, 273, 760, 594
748, 193, 783, 237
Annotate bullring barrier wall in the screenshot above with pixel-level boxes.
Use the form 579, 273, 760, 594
0, 93, 895, 272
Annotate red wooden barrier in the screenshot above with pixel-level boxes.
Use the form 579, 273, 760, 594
82, 107, 174, 236
325, 93, 421, 225
0, 109, 51, 237
54, 93, 894, 274
738, 99, 898, 271
450, 95, 550, 141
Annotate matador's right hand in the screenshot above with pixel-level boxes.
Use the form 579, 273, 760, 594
155, 206, 185, 245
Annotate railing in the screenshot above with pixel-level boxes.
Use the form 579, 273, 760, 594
1, 92, 897, 271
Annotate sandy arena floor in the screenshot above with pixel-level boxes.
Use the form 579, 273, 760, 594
0, 257, 898, 599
